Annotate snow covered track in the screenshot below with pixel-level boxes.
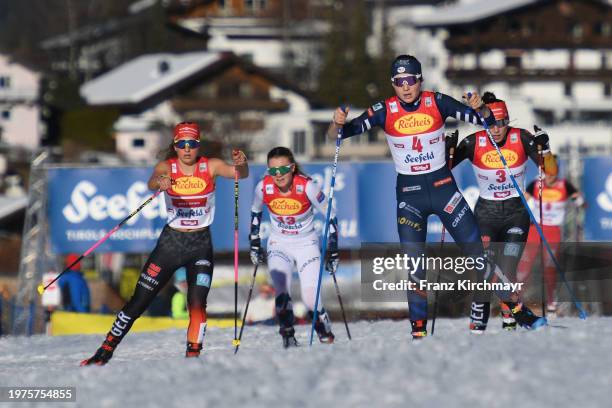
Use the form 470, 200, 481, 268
1, 318, 610, 407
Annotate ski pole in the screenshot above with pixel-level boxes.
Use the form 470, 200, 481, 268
467, 93, 587, 319
310, 107, 345, 346
330, 265, 352, 340
232, 167, 240, 347
432, 135, 456, 336
537, 143, 547, 318
234, 263, 259, 354
37, 190, 162, 294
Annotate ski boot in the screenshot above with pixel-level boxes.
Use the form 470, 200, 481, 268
276, 293, 298, 348
280, 326, 298, 348
505, 302, 547, 330
410, 319, 427, 340
186, 342, 202, 358
309, 309, 335, 344
80, 334, 118, 366
500, 302, 517, 331
469, 302, 490, 334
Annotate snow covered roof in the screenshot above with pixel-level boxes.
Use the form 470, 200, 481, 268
408, 0, 538, 27
80, 51, 223, 105
177, 17, 328, 39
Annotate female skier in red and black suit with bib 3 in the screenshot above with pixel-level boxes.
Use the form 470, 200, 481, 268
81, 122, 248, 365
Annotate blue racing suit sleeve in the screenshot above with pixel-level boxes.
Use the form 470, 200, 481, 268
434, 92, 496, 128
341, 101, 387, 139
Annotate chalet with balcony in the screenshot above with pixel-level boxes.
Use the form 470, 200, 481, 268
80, 51, 324, 163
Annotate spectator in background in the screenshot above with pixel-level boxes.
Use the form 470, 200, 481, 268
517, 156, 586, 316
59, 254, 91, 313
171, 267, 189, 319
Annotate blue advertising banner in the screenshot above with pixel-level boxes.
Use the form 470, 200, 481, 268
47, 167, 167, 254
583, 157, 612, 241
47, 157, 590, 254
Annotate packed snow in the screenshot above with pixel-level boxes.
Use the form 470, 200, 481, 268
1, 317, 610, 408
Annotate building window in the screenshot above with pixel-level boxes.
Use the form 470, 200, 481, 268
506, 19, 520, 33
293, 131, 306, 155
1, 110, 10, 120
132, 138, 145, 147
594, 22, 611, 37
522, 22, 535, 37
199, 83, 217, 99
505, 55, 521, 70
245, 0, 266, 10
0, 76, 10, 88
239, 83, 253, 98
571, 23, 583, 39
564, 83, 572, 97
219, 82, 240, 98
605, 83, 611, 97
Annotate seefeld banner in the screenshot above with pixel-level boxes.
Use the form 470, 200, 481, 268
47, 158, 583, 254
47, 167, 167, 253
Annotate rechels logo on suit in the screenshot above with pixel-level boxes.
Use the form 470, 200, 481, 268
481, 149, 518, 169
393, 113, 434, 135
269, 198, 303, 215
172, 177, 206, 195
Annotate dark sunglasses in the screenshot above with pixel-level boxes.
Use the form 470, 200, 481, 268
267, 164, 293, 176
493, 119, 510, 128
391, 75, 420, 87
174, 139, 200, 149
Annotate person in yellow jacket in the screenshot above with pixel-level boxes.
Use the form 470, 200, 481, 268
171, 267, 189, 319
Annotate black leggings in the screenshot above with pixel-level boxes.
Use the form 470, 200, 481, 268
107, 225, 214, 346
475, 197, 530, 283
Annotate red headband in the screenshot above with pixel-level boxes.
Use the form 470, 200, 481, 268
173, 122, 200, 141
486, 101, 509, 121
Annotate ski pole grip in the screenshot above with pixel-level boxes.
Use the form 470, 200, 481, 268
336, 105, 347, 139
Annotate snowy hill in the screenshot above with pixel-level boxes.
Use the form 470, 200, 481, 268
1, 318, 610, 407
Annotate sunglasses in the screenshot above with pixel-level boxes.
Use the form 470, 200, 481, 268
493, 119, 510, 128
391, 75, 420, 87
174, 139, 200, 149
267, 164, 293, 176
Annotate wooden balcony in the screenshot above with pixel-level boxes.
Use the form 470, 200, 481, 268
445, 68, 612, 83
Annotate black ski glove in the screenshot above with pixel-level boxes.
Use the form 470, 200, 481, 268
533, 125, 550, 151
325, 219, 339, 274
445, 130, 459, 154
249, 235, 265, 265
